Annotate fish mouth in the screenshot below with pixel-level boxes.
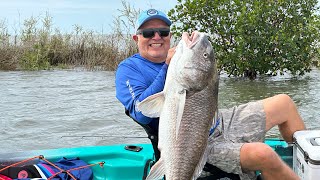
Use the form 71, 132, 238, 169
182, 31, 201, 49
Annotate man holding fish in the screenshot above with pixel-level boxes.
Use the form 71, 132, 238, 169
115, 8, 305, 180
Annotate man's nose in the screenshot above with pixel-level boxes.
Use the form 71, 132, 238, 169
153, 32, 162, 39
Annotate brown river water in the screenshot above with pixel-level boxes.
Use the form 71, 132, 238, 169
0, 69, 319, 153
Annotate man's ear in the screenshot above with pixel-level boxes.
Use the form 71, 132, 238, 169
133, 35, 138, 42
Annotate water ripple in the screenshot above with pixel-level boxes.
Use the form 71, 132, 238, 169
0, 69, 319, 153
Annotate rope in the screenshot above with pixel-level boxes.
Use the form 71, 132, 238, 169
47, 161, 105, 180
0, 155, 105, 180
0, 155, 41, 172
39, 157, 77, 180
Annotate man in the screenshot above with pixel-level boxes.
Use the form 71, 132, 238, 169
115, 8, 174, 161
115, 8, 306, 180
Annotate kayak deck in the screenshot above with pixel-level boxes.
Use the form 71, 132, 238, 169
0, 139, 293, 180
0, 144, 154, 180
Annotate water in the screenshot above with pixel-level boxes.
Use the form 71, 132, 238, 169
0, 69, 319, 153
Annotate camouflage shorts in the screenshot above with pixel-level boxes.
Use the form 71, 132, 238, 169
206, 100, 266, 180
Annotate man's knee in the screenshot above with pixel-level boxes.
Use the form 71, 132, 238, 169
265, 94, 295, 112
274, 94, 296, 108
241, 143, 281, 171
264, 94, 299, 129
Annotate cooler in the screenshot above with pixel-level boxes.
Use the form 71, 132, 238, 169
293, 130, 320, 180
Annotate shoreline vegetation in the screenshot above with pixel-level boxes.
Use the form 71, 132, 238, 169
0, 9, 138, 71
1, 1, 319, 78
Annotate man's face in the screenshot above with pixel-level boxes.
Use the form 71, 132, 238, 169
133, 19, 171, 63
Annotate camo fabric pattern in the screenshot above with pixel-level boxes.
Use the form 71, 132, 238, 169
207, 100, 266, 180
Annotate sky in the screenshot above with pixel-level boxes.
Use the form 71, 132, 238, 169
1, 0, 319, 35
0, 0, 177, 34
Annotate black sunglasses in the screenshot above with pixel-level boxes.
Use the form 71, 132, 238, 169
136, 28, 170, 38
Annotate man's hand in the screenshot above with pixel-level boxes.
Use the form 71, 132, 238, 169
165, 46, 176, 65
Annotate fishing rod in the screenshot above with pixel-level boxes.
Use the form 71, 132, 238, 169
61, 134, 148, 139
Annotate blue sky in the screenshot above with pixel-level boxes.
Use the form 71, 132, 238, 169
0, 0, 177, 34
1, 0, 319, 35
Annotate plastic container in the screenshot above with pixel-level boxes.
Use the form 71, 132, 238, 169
293, 130, 320, 179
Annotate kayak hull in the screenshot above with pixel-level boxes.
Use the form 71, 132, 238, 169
0, 139, 293, 180
0, 144, 154, 180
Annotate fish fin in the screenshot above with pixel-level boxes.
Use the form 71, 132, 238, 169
137, 92, 165, 118
175, 89, 186, 138
192, 144, 210, 180
146, 158, 165, 180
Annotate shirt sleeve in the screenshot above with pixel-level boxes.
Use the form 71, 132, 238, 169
115, 61, 168, 124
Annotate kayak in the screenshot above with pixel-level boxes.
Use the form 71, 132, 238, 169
0, 144, 154, 180
0, 138, 293, 180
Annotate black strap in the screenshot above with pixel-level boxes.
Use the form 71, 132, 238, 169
142, 159, 154, 180
125, 109, 161, 161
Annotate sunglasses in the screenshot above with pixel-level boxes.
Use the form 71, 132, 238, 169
136, 28, 170, 38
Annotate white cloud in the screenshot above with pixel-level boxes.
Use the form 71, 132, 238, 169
0, 0, 177, 34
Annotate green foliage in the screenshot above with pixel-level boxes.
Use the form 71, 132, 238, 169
169, 0, 320, 79
20, 43, 51, 70
19, 13, 52, 70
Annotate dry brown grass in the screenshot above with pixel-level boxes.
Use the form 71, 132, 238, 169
0, 1, 139, 71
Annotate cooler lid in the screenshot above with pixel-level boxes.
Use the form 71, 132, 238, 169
294, 130, 320, 164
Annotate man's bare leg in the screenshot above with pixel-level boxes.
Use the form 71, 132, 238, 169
240, 94, 305, 179
263, 94, 306, 142
240, 143, 299, 180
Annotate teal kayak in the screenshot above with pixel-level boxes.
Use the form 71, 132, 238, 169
0, 139, 292, 180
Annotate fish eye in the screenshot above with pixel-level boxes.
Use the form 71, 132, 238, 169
203, 53, 208, 58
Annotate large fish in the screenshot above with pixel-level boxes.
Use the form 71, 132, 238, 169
138, 31, 219, 180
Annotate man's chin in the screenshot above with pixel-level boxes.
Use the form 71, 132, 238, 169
148, 54, 166, 63
149, 53, 165, 59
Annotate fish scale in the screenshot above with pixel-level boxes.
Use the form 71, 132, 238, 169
138, 31, 219, 180
166, 85, 217, 179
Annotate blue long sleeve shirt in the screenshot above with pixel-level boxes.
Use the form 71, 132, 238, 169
115, 53, 168, 132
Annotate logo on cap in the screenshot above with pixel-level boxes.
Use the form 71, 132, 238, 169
147, 9, 158, 16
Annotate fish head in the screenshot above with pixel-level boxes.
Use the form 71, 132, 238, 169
173, 31, 217, 92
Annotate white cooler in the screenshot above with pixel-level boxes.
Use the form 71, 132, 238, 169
293, 130, 320, 180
